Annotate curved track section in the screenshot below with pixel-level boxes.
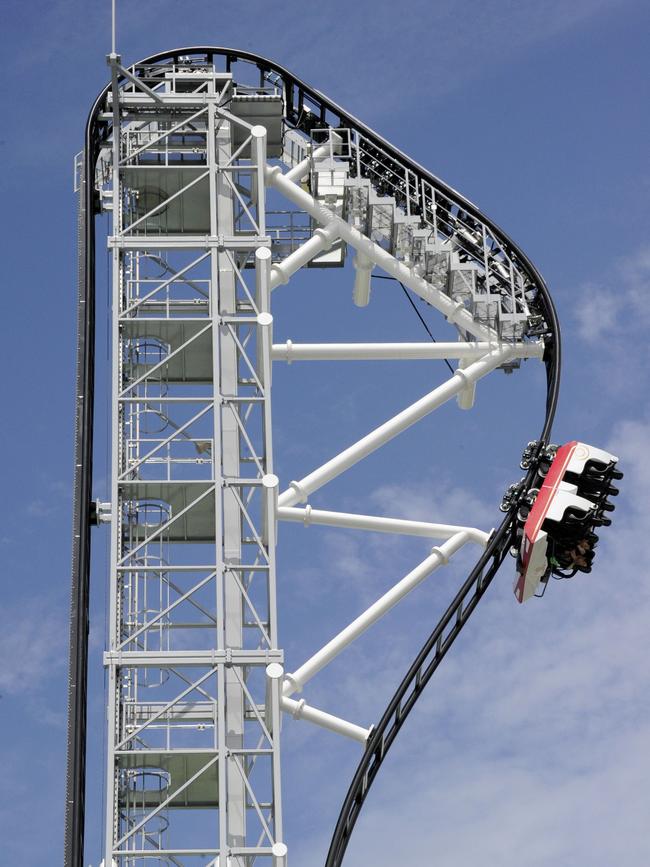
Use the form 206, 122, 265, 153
66, 47, 561, 867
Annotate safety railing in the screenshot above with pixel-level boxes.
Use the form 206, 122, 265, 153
307, 126, 529, 321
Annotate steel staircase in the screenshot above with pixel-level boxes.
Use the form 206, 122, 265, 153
285, 127, 532, 344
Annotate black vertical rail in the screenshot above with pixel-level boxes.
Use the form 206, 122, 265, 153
64, 130, 96, 867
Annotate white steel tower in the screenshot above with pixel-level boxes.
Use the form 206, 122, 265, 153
101, 59, 286, 866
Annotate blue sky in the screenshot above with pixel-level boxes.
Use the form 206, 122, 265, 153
1, 1, 649, 865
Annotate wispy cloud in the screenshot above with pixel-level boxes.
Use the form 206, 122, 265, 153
574, 243, 650, 341
568, 243, 650, 415
26, 499, 57, 518
5, 0, 632, 136
0, 600, 67, 696
369, 475, 494, 529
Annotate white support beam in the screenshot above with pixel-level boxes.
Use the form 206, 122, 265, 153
278, 505, 489, 545
352, 253, 373, 307
108, 56, 166, 106
456, 356, 476, 410
272, 340, 544, 362
265, 164, 497, 342
283, 531, 471, 696
280, 696, 371, 744
284, 136, 341, 184
278, 346, 513, 508
269, 223, 340, 289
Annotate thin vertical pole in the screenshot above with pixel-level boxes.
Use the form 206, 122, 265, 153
111, 0, 116, 55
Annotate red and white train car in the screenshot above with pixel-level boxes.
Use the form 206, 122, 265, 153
515, 441, 621, 603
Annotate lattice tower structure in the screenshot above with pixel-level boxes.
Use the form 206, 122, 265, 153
103, 63, 285, 866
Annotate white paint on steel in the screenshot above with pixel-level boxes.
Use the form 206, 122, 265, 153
272, 340, 544, 362
456, 355, 477, 410
278, 347, 515, 508
278, 505, 489, 545
283, 531, 472, 696
103, 68, 286, 865
280, 696, 371, 743
266, 163, 498, 342
352, 252, 373, 306
270, 222, 340, 288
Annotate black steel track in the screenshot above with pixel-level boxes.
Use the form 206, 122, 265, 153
64, 97, 97, 867
65, 47, 560, 867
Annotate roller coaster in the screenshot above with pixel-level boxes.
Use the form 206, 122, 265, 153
65, 47, 619, 867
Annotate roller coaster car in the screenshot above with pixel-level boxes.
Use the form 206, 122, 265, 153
514, 441, 621, 603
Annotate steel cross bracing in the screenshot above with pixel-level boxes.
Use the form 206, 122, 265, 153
67, 48, 560, 867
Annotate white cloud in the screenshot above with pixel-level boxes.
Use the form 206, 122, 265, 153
369, 475, 495, 529
339, 720, 650, 866
259, 0, 627, 116
574, 282, 620, 342
26, 499, 56, 518
575, 244, 650, 342
0, 601, 67, 696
